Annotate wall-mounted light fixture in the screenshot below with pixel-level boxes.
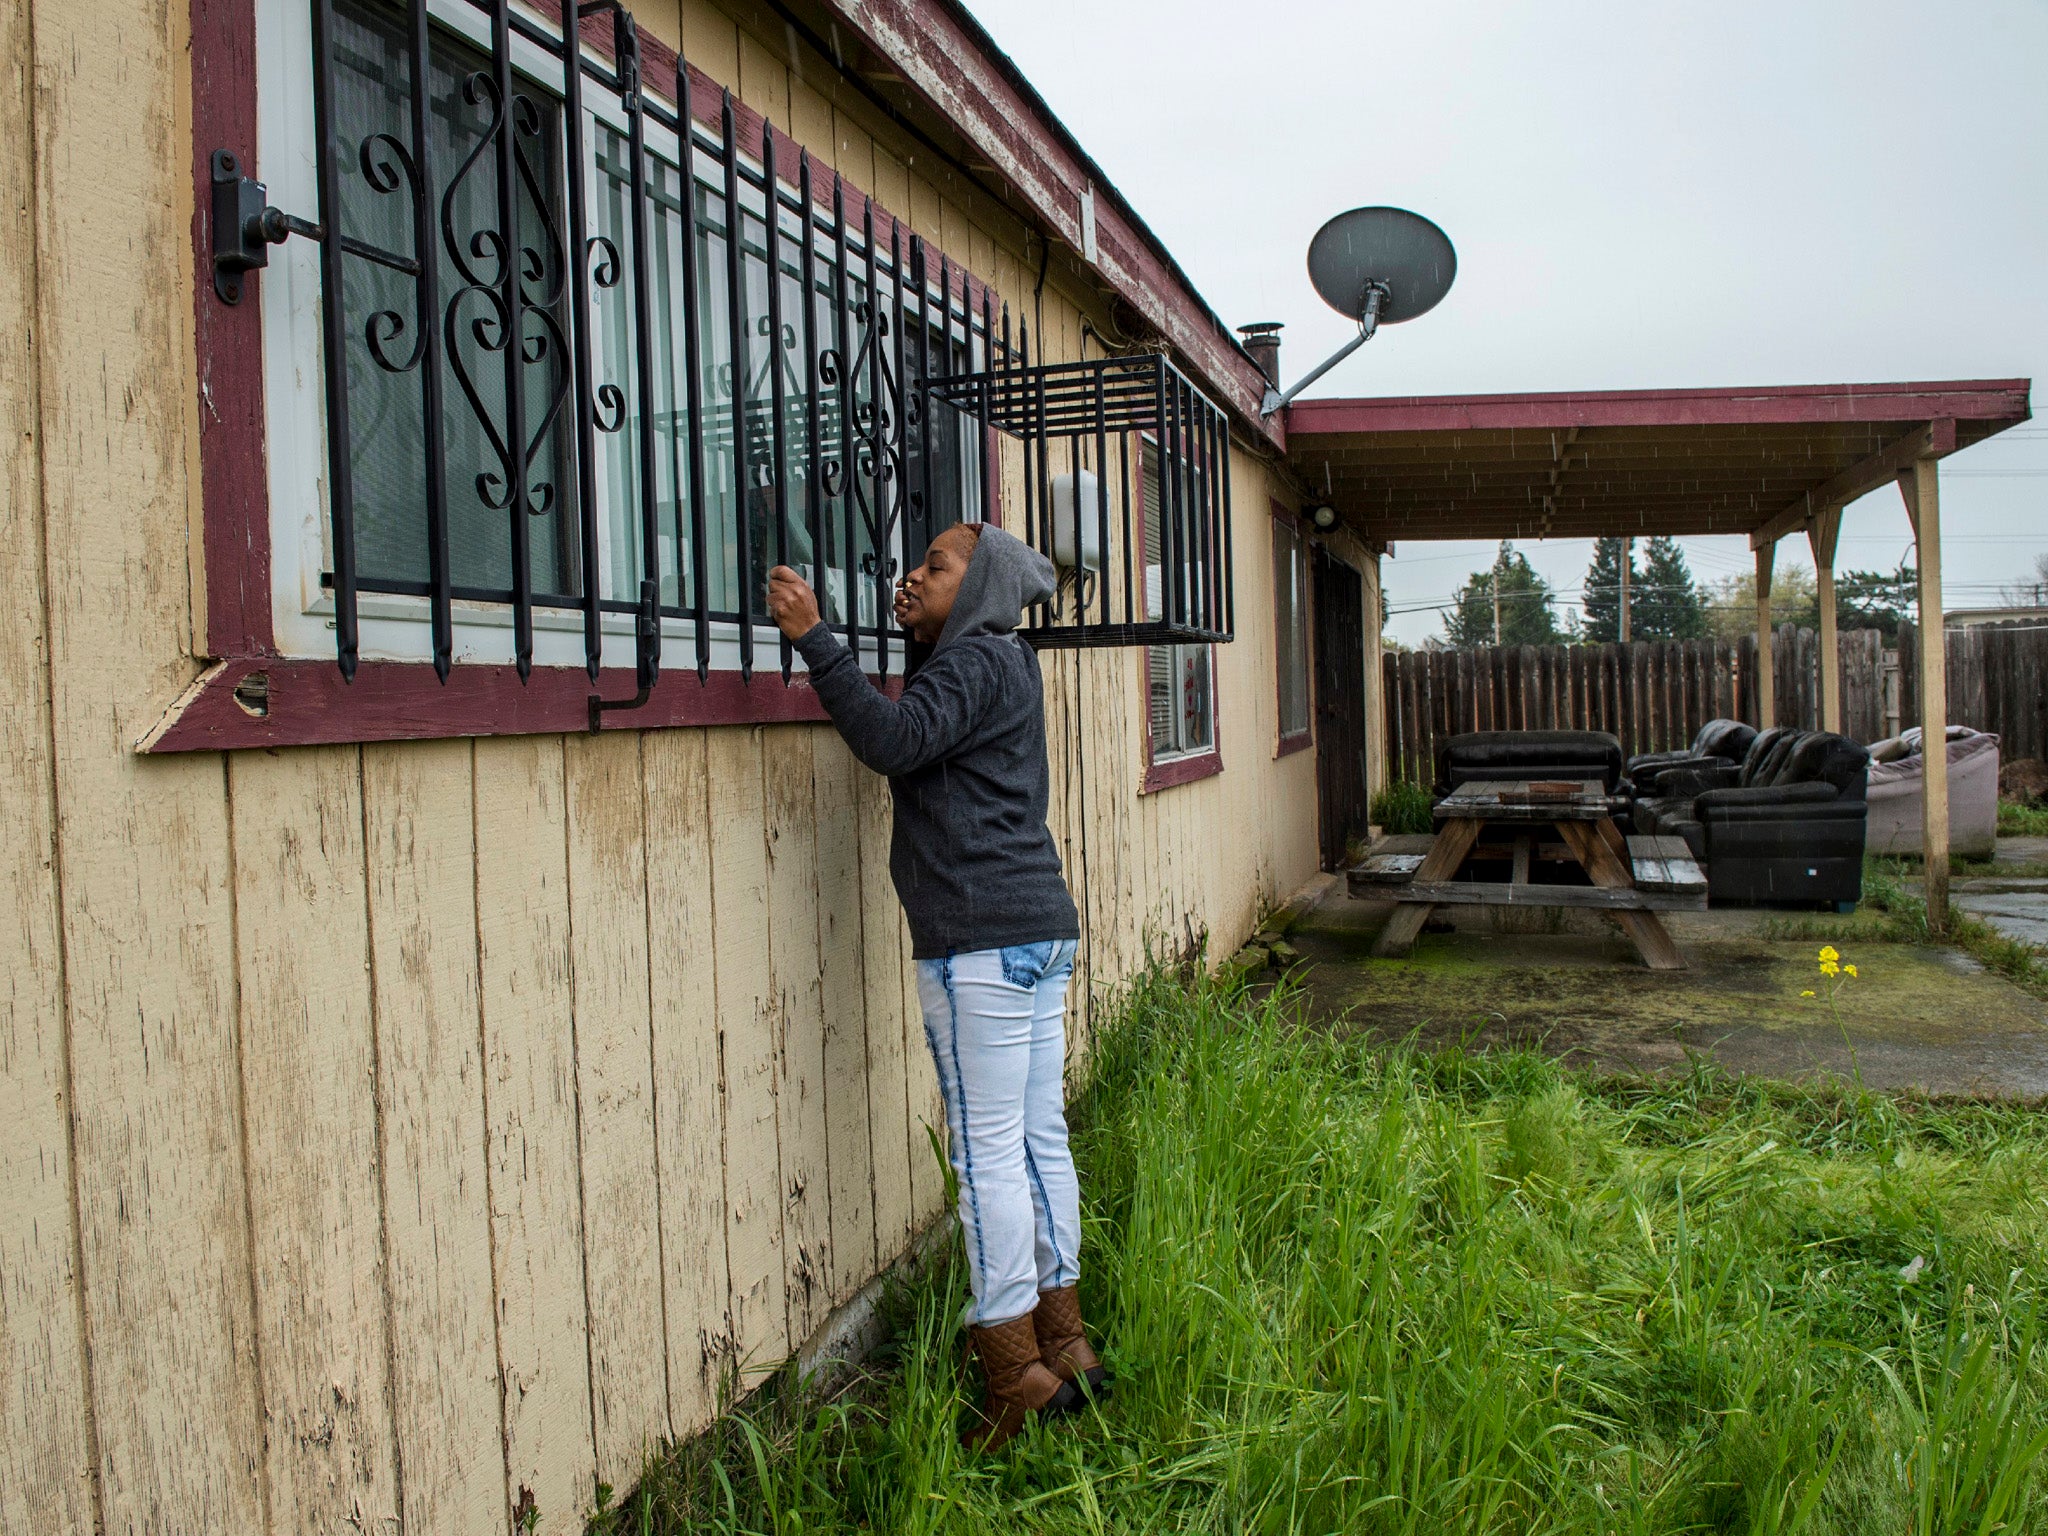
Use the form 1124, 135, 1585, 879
1309, 504, 1339, 532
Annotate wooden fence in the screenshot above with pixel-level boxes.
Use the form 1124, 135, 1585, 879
1383, 620, 2048, 786
1899, 619, 2048, 764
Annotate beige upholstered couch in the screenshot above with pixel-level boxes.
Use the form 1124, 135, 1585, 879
1864, 726, 2001, 860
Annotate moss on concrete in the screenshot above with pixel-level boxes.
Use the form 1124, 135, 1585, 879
1293, 896, 2048, 1100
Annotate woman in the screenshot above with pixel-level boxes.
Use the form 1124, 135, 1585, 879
766, 523, 1106, 1452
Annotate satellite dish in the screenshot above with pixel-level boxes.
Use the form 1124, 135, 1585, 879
1258, 205, 1456, 416
1306, 207, 1456, 327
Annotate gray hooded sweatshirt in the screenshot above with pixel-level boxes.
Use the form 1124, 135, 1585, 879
794, 525, 1080, 959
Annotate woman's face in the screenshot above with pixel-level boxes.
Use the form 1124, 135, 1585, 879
893, 525, 980, 642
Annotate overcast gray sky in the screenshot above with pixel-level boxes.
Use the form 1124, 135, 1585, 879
962, 0, 2048, 644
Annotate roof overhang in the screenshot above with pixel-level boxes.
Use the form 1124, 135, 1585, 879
778, 0, 1278, 440
1283, 379, 2032, 546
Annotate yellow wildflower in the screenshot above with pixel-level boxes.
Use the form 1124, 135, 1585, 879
1818, 946, 1839, 964
1844, 964, 1857, 978
1801, 989, 1816, 997
1820, 960, 1839, 977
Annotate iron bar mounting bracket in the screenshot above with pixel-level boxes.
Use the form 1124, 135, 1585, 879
586, 578, 662, 732
211, 149, 323, 305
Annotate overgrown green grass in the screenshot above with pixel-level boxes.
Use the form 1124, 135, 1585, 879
1998, 798, 2048, 839
595, 972, 2048, 1535
1864, 858, 2048, 1000
1370, 780, 1435, 836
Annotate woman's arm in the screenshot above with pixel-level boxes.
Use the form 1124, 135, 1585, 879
768, 566, 989, 777
794, 625, 992, 776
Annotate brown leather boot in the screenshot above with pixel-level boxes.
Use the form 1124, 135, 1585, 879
1033, 1284, 1110, 1401
962, 1312, 1075, 1452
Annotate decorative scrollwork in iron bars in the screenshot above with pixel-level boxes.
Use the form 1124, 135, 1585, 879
923, 349, 1237, 649
217, 0, 1005, 723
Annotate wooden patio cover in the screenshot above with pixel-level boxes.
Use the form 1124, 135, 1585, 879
1282, 379, 2030, 544
1281, 376, 2033, 922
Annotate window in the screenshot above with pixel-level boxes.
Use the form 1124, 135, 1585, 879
1272, 509, 1310, 749
257, 0, 984, 688
1141, 440, 1216, 767
922, 349, 1236, 652
1147, 645, 1213, 758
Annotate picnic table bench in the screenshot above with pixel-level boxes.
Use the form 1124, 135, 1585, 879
1348, 779, 1706, 970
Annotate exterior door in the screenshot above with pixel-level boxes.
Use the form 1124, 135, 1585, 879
1313, 547, 1369, 870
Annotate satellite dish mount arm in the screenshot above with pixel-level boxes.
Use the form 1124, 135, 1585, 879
1259, 282, 1387, 418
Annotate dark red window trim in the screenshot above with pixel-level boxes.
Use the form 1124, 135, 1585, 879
1133, 437, 1221, 793
1141, 739, 1223, 794
172, 0, 989, 753
1271, 500, 1312, 759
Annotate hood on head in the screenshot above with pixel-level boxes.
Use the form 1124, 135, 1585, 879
935, 523, 1057, 650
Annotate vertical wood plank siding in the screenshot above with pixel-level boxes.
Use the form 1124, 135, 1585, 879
640, 729, 736, 1433
362, 742, 506, 1536
705, 727, 788, 1381
763, 727, 834, 1342
0, 1, 1327, 1531
814, 733, 879, 1304
1, 0, 97, 1524
563, 732, 673, 1479
24, 0, 268, 1528
473, 736, 600, 1524
228, 748, 398, 1534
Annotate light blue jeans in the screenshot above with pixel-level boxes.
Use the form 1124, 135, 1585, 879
916, 939, 1083, 1325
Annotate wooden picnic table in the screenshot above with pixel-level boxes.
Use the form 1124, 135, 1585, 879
1349, 778, 1707, 971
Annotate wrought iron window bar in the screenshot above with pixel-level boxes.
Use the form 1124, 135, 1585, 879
926, 348, 1235, 649
213, 0, 1232, 730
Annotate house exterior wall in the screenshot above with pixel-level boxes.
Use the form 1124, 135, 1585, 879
0, 2, 1323, 1533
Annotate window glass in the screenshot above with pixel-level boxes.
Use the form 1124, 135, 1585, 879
321, 0, 979, 639
1140, 443, 1215, 760
1273, 515, 1309, 738
331, 0, 578, 596
1147, 643, 1213, 758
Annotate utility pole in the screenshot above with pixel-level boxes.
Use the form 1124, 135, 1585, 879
1619, 537, 1633, 644
1491, 557, 1503, 646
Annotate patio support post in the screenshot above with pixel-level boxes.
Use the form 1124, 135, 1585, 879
1898, 457, 1950, 930
1366, 549, 1387, 798
1808, 505, 1843, 733
1754, 541, 1776, 727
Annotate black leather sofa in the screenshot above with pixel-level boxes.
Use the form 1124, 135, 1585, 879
1631, 727, 1870, 905
1431, 732, 1626, 857
1624, 718, 1758, 788
1433, 730, 1624, 800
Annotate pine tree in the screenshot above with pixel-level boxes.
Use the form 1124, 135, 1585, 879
1580, 537, 1635, 643
1634, 536, 1707, 639
1835, 564, 1917, 640
1444, 542, 1564, 648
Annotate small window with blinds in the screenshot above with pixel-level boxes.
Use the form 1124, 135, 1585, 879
1142, 440, 1216, 764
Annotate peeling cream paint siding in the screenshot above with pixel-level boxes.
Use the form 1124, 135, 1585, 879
1, 0, 98, 1527
16, 0, 270, 1533
0, 1, 1332, 1532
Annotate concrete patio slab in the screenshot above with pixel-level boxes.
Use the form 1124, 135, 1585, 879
1951, 888, 2048, 948
1289, 887, 2048, 1101
1911, 835, 2048, 949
